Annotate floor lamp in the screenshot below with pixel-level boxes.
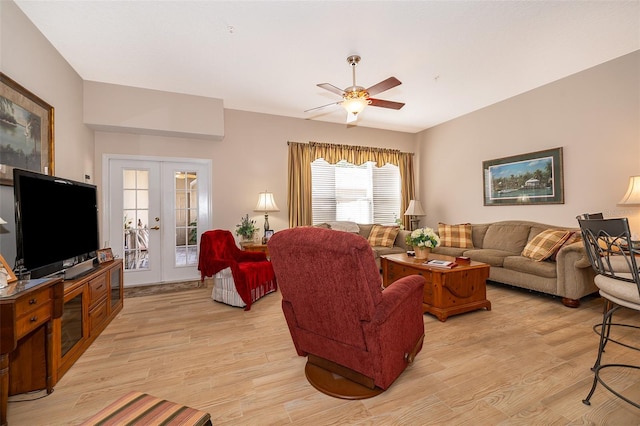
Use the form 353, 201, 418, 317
404, 200, 425, 231
254, 191, 280, 242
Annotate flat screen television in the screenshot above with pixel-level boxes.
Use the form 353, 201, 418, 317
13, 168, 100, 279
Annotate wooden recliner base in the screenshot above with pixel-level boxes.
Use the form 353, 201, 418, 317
305, 354, 384, 400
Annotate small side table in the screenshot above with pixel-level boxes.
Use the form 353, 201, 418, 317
241, 243, 269, 257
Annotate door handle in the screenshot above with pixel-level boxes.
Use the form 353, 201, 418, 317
150, 226, 160, 230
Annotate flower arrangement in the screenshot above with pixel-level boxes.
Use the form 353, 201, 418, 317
406, 227, 440, 248
236, 214, 258, 240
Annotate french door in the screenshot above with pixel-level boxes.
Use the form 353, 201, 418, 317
106, 157, 211, 286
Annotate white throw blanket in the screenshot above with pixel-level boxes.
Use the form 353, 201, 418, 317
326, 221, 360, 233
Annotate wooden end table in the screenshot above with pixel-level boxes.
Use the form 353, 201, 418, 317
381, 253, 491, 322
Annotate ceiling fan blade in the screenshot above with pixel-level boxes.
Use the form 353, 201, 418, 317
368, 98, 405, 110
304, 101, 341, 113
317, 83, 346, 96
366, 77, 401, 97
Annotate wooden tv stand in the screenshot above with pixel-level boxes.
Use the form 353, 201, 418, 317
0, 259, 123, 425
54, 259, 123, 384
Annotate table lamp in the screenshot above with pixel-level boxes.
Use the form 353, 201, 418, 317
404, 200, 425, 231
254, 191, 280, 238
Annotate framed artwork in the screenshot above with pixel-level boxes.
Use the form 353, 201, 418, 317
0, 73, 54, 186
483, 147, 564, 206
264, 230, 274, 241
0, 254, 17, 283
97, 248, 114, 264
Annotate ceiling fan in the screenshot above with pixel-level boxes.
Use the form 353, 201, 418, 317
306, 55, 405, 123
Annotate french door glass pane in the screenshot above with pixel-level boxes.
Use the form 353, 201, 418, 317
123, 169, 150, 271
175, 171, 198, 267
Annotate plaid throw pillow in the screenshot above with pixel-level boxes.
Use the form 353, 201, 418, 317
522, 229, 573, 261
438, 223, 473, 248
368, 225, 400, 248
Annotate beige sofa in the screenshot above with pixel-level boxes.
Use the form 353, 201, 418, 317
316, 222, 410, 268
432, 220, 597, 307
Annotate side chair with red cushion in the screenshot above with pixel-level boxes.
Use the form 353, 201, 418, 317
198, 229, 276, 310
267, 226, 425, 398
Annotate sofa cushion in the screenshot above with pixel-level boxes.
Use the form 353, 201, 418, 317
503, 255, 557, 279
433, 246, 467, 257
548, 231, 581, 261
522, 229, 572, 261
438, 223, 473, 248
357, 223, 374, 239
368, 225, 400, 248
463, 249, 514, 267
483, 223, 531, 253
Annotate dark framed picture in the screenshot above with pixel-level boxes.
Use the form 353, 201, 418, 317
97, 248, 114, 264
0, 73, 54, 186
264, 230, 274, 241
483, 147, 564, 206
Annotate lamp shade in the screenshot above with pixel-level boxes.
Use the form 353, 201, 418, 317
0, 217, 6, 225
618, 176, 640, 206
404, 200, 425, 216
254, 191, 280, 212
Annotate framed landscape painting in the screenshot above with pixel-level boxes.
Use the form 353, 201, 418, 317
483, 147, 564, 206
0, 73, 54, 186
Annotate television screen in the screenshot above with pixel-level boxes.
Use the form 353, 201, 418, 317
14, 169, 99, 278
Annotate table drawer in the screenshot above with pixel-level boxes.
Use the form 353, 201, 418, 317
15, 287, 52, 316
16, 304, 51, 337
387, 263, 432, 284
89, 275, 108, 305
89, 301, 108, 334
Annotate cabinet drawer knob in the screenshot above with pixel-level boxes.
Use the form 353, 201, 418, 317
29, 298, 37, 304
30, 316, 38, 322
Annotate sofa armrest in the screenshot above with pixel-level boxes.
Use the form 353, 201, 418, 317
555, 241, 597, 301
395, 230, 411, 251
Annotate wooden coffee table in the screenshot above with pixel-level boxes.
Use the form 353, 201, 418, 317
381, 253, 491, 322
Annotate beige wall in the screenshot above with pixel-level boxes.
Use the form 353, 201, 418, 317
94, 109, 415, 237
417, 50, 640, 230
1, 1, 93, 262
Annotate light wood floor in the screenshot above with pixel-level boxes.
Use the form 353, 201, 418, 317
8, 283, 640, 425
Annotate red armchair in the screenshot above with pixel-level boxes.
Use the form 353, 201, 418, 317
198, 230, 276, 310
267, 227, 425, 396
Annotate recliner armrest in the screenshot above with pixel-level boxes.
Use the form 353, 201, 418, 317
373, 275, 425, 323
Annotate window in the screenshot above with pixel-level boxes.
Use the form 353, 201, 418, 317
311, 159, 400, 224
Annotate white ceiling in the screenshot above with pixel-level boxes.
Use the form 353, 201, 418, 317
15, 1, 640, 133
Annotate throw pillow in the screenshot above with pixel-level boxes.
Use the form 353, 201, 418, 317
368, 225, 400, 248
438, 223, 473, 248
548, 231, 581, 261
522, 229, 573, 262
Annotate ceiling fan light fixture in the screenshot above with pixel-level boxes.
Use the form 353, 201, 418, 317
342, 97, 369, 115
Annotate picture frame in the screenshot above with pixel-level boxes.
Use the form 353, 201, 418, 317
264, 230, 274, 242
0, 254, 17, 283
483, 147, 564, 206
0, 73, 55, 186
97, 248, 114, 264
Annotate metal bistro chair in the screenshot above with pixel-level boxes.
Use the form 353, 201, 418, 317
576, 217, 640, 408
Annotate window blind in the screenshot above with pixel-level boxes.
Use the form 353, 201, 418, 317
311, 159, 400, 225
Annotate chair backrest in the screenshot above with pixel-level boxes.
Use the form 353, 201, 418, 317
267, 227, 383, 350
581, 212, 604, 219
576, 217, 640, 296
200, 230, 242, 261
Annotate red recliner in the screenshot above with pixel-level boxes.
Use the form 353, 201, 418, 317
198, 230, 276, 310
267, 226, 425, 392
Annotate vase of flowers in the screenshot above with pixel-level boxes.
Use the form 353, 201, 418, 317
236, 214, 258, 242
406, 227, 440, 260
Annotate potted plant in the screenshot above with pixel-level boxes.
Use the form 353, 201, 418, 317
236, 214, 258, 243
406, 227, 440, 259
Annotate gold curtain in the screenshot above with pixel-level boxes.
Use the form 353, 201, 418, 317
287, 141, 415, 228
